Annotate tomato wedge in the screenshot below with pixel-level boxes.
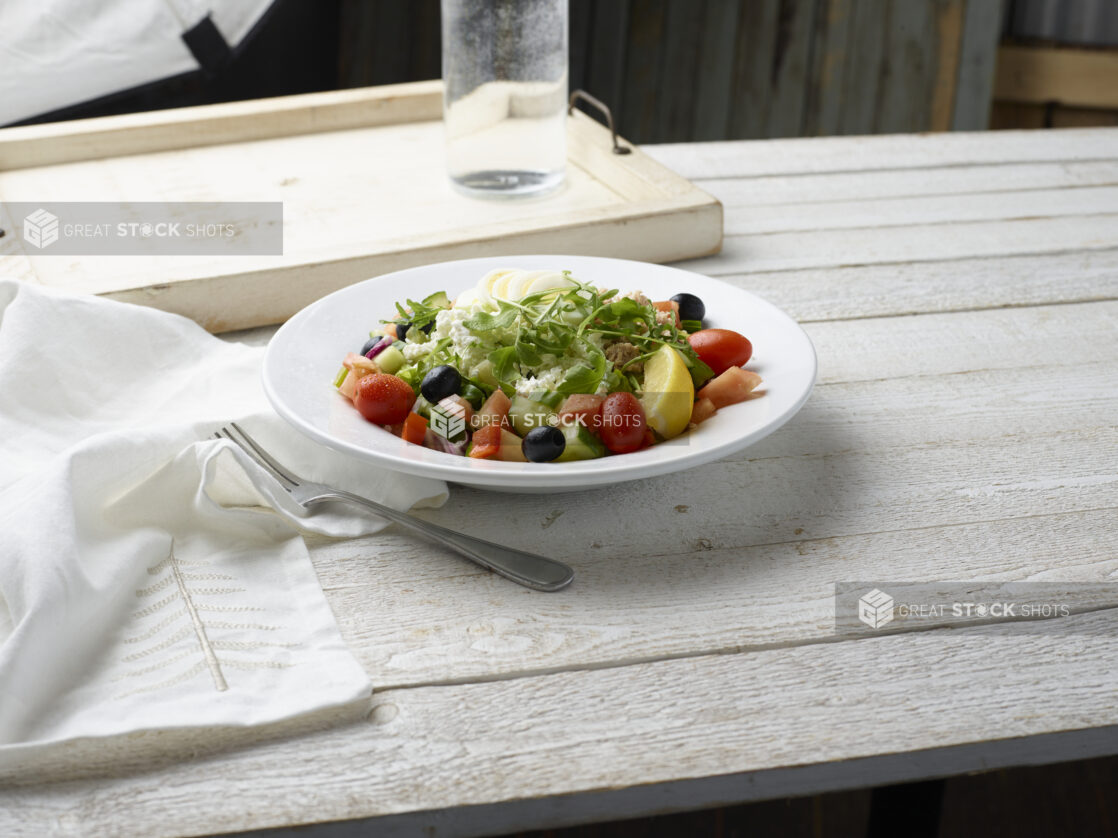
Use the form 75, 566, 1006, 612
697, 367, 763, 408
468, 424, 503, 459
401, 412, 428, 445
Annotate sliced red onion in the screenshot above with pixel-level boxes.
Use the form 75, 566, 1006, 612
423, 429, 466, 456
365, 337, 391, 360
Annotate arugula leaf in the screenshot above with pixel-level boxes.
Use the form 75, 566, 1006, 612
556, 347, 606, 395
516, 339, 542, 367
463, 307, 517, 331
487, 346, 518, 382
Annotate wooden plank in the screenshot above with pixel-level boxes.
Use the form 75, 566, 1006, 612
683, 213, 1118, 275
804, 0, 855, 136
929, 0, 966, 131
619, 0, 669, 143
840, 0, 888, 134
875, 0, 938, 133
951, 0, 1004, 129
699, 160, 1118, 206
728, 0, 817, 139
719, 185, 1118, 235
7, 610, 1118, 837
0, 82, 444, 171
996, 45, 1118, 110
728, 0, 779, 139
705, 249, 1118, 323
584, 0, 631, 125
692, 0, 742, 141
641, 127, 1118, 179
655, 0, 707, 142
766, 0, 819, 138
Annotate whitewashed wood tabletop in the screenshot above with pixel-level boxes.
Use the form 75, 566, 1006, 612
4, 127, 1118, 838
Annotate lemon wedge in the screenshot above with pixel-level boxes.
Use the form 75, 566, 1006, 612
639, 345, 694, 440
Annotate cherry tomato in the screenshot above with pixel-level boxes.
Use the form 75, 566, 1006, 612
599, 392, 647, 454
354, 373, 415, 425
688, 328, 752, 375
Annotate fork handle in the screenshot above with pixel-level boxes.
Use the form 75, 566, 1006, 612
323, 490, 575, 592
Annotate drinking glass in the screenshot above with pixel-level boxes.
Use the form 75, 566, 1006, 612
442, 0, 568, 198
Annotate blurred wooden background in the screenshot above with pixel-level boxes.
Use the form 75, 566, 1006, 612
338, 0, 1004, 140
17, 0, 1118, 140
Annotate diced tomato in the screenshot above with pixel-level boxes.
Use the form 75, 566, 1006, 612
557, 393, 603, 433
653, 300, 681, 327
383, 322, 399, 338
474, 388, 511, 430
354, 373, 416, 425
401, 412, 428, 445
697, 367, 763, 408
689, 397, 717, 425
600, 392, 647, 454
688, 329, 753, 375
468, 424, 503, 459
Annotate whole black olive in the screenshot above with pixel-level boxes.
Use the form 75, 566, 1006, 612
670, 293, 705, 323
360, 336, 382, 356
522, 426, 566, 462
420, 365, 462, 403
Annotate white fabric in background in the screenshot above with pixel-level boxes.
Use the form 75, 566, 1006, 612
0, 279, 448, 762
0, 0, 275, 126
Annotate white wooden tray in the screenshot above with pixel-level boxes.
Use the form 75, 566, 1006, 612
0, 81, 721, 332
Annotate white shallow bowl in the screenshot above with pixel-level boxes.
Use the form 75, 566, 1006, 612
263, 255, 817, 493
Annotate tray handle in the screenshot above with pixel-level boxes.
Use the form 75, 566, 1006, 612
568, 90, 631, 155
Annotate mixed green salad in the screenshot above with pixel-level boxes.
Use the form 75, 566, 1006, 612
335, 269, 762, 462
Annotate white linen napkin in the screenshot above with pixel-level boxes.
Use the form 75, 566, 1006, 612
0, 279, 448, 762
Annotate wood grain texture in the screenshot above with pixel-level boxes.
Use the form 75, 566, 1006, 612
699, 159, 1118, 205
642, 127, 1118, 178
684, 213, 1118, 275
719, 185, 1118, 234
840, 0, 889, 134
6, 610, 1118, 838
705, 249, 1118, 322
952, 0, 1004, 129
804, 0, 855, 137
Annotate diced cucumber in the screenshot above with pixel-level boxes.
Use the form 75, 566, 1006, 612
375, 345, 406, 374
508, 395, 556, 437
556, 421, 606, 461
412, 394, 434, 418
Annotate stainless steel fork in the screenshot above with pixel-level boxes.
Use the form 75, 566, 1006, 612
212, 423, 574, 592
